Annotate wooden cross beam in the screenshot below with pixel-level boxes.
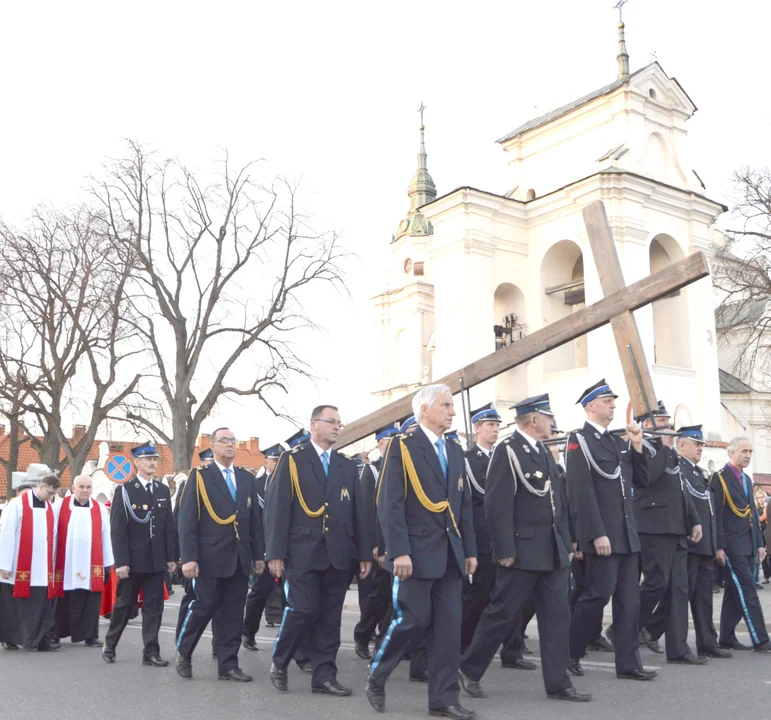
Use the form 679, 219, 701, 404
337, 233, 709, 448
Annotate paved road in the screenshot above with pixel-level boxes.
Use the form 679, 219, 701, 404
4, 585, 771, 720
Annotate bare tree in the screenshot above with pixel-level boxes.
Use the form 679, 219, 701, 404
0, 206, 142, 483
91, 142, 346, 471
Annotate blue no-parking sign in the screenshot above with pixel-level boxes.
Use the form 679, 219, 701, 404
105, 453, 134, 483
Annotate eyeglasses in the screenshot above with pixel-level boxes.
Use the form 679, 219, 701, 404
314, 418, 344, 429
214, 438, 238, 445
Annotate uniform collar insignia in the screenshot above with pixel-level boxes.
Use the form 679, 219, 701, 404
594, 432, 601, 440
134, 481, 140, 488
522, 444, 531, 453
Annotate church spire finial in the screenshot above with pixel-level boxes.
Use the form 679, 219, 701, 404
614, 0, 630, 78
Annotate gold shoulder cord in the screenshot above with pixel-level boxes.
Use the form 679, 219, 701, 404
716, 471, 752, 522
376, 437, 397, 507
400, 440, 461, 537
288, 455, 324, 518
196, 469, 239, 538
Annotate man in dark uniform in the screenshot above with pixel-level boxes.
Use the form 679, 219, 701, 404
354, 423, 401, 660
459, 395, 590, 703
634, 403, 705, 664
103, 442, 176, 667
460, 403, 500, 653
649, 426, 732, 658
176, 427, 264, 681
367, 384, 477, 720
566, 379, 655, 681
242, 443, 284, 651
267, 405, 373, 696
712, 436, 771, 652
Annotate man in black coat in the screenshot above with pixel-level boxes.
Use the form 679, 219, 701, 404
267, 405, 373, 696
648, 426, 731, 659
354, 423, 400, 661
566, 379, 655, 681
242, 443, 284, 651
712, 436, 771, 652
634, 403, 704, 664
459, 403, 500, 654
459, 395, 590, 703
367, 384, 477, 720
175, 427, 264, 681
103, 442, 176, 666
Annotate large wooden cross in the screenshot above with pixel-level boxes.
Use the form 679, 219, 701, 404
337, 200, 708, 447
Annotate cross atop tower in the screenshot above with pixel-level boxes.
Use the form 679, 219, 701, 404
614, 0, 627, 23
418, 102, 426, 129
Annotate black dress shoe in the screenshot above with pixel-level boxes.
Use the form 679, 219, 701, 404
588, 634, 614, 652
242, 637, 259, 652
2, 642, 18, 650
458, 670, 486, 698
547, 686, 592, 702
365, 675, 385, 713
296, 659, 313, 673
639, 628, 663, 654
521, 643, 533, 655
143, 655, 170, 667
754, 641, 771, 653
617, 668, 658, 681
501, 657, 537, 670
668, 653, 707, 665
175, 652, 192, 679
102, 648, 116, 664
265, 621, 276, 628
85, 638, 103, 648
567, 658, 584, 677
38, 639, 61, 651
757, 583, 764, 590
410, 670, 429, 683
312, 679, 353, 696
701, 648, 732, 659
270, 662, 288, 691
719, 641, 752, 651
355, 641, 372, 660
219, 668, 253, 682
428, 705, 476, 719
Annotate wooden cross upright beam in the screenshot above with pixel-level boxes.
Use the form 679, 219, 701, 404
337, 213, 709, 449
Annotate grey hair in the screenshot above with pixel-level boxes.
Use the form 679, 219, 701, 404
727, 435, 752, 454
412, 384, 452, 423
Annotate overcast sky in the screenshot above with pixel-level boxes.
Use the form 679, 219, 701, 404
2, 0, 769, 450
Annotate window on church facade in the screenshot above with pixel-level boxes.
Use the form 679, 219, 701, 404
650, 235, 691, 368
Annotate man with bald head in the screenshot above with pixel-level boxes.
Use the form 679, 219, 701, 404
53, 475, 114, 646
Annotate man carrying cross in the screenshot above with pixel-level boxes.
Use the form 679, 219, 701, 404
566, 379, 656, 681
53, 475, 114, 647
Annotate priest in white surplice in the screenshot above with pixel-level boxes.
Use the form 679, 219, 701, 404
53, 475, 114, 646
0, 475, 61, 650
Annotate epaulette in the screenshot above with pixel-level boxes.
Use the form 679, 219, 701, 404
291, 445, 304, 454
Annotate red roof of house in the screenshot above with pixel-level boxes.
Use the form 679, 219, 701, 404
0, 427, 265, 497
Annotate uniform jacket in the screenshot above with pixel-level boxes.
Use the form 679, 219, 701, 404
678, 456, 717, 557
377, 427, 476, 579
711, 463, 763, 557
465, 444, 492, 556
633, 439, 699, 536
111, 477, 175, 573
178, 464, 263, 578
485, 430, 573, 571
265, 444, 373, 571
358, 458, 382, 552
566, 423, 649, 556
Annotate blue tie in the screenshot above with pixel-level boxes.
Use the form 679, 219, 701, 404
224, 467, 236, 501
435, 439, 448, 479
321, 451, 329, 477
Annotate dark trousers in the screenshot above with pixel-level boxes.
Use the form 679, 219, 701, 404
176, 578, 221, 651
176, 568, 249, 674
460, 554, 497, 653
272, 566, 350, 687
369, 560, 463, 710
569, 553, 642, 673
242, 569, 277, 640
569, 555, 587, 612
500, 598, 536, 663
720, 552, 770, 647
354, 566, 392, 646
639, 534, 690, 659
462, 566, 571, 694
687, 553, 719, 653
105, 572, 164, 658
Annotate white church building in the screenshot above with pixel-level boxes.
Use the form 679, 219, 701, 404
371, 21, 770, 479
